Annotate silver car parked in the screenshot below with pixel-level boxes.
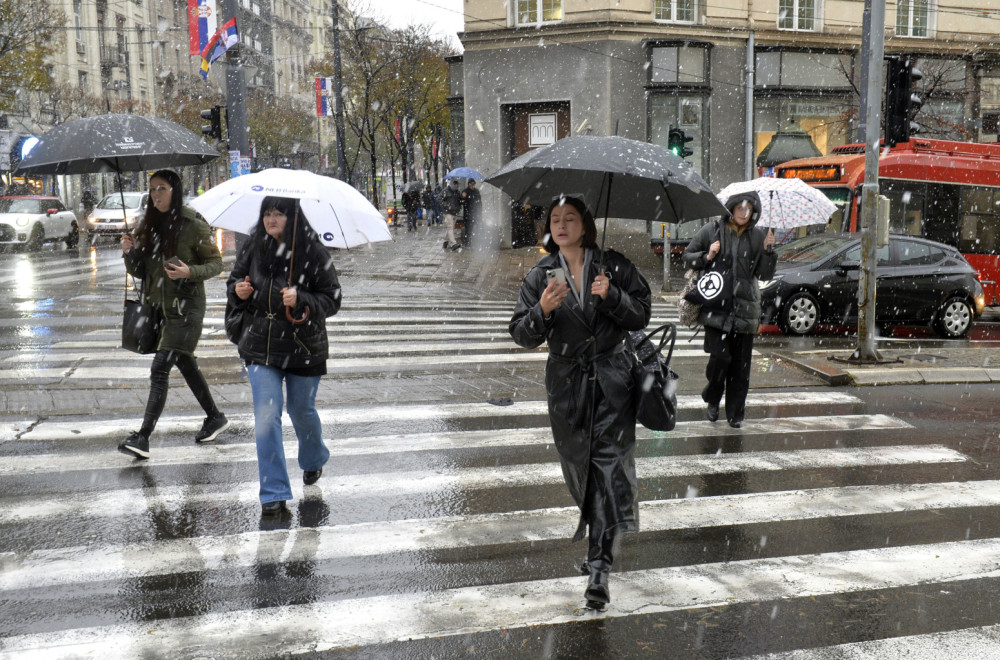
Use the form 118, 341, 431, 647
87, 191, 148, 239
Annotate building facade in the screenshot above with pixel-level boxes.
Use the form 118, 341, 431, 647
457, 0, 1000, 248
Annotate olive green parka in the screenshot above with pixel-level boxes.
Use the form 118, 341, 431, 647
122, 206, 223, 355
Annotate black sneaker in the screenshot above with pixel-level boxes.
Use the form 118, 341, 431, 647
118, 432, 150, 460
303, 468, 323, 486
195, 413, 229, 444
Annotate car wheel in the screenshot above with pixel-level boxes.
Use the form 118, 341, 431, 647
65, 222, 80, 248
780, 291, 819, 335
26, 224, 44, 252
934, 296, 973, 338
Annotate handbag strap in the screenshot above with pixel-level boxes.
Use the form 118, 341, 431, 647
632, 323, 677, 365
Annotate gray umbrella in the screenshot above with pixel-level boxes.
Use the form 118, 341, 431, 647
402, 181, 425, 193
14, 113, 219, 175
485, 135, 727, 226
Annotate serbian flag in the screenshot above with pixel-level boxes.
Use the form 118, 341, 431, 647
199, 17, 238, 80
315, 77, 335, 116
188, 0, 217, 56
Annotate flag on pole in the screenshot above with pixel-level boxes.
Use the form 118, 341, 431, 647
199, 17, 239, 80
187, 0, 218, 56
315, 77, 335, 116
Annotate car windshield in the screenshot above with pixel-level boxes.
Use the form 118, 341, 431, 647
0, 198, 46, 214
775, 235, 856, 263
97, 193, 144, 210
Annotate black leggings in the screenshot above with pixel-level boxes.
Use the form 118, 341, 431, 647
140, 349, 218, 436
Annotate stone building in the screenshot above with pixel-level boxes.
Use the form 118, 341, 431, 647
454, 0, 1000, 248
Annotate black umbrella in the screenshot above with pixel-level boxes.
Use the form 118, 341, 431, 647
14, 114, 219, 175
485, 135, 728, 254
14, 113, 220, 233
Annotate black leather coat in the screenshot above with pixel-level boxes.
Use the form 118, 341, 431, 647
226, 230, 341, 371
510, 249, 651, 540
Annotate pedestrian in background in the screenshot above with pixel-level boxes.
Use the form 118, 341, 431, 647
421, 185, 435, 228
432, 185, 443, 225
118, 169, 228, 459
683, 193, 776, 428
461, 179, 482, 247
226, 196, 342, 516
509, 195, 651, 610
402, 187, 420, 232
441, 179, 462, 250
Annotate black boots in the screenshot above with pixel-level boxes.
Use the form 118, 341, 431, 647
584, 525, 616, 610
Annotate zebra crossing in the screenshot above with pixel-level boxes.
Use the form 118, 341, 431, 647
1, 290, 998, 658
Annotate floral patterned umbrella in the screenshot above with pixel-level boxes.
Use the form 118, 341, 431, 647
717, 176, 838, 232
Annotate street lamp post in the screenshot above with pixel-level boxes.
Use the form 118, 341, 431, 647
332, 0, 348, 182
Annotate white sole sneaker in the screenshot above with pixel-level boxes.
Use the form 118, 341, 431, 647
196, 419, 230, 444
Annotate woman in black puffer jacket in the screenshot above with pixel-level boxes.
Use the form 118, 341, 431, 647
226, 196, 341, 516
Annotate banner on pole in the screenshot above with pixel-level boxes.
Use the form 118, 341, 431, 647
187, 0, 218, 56
315, 77, 335, 116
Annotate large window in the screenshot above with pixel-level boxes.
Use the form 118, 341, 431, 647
654, 0, 695, 24
896, 0, 930, 38
778, 0, 819, 31
517, 0, 562, 26
650, 45, 706, 84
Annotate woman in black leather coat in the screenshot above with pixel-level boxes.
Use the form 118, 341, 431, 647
226, 196, 341, 516
509, 196, 651, 609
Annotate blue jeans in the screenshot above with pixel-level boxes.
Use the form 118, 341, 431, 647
248, 364, 329, 504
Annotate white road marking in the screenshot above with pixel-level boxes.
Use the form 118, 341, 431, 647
742, 624, 1000, 659
18, 391, 863, 442
3, 538, 999, 658
2, 479, 993, 592
1, 414, 911, 474
0, 445, 965, 523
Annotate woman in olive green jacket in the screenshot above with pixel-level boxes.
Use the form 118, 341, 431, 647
118, 170, 228, 459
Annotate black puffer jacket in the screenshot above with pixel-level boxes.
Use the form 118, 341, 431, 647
683, 193, 777, 334
226, 228, 341, 371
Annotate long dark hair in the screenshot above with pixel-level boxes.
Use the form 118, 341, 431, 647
541, 196, 598, 254
135, 169, 185, 257
253, 196, 319, 282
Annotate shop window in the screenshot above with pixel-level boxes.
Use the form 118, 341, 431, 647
778, 0, 819, 31
654, 0, 695, 24
650, 45, 706, 84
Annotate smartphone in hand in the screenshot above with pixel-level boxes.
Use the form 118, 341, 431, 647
546, 268, 566, 286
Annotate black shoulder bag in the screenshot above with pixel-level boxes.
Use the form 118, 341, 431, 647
683, 221, 733, 314
122, 276, 162, 354
627, 323, 679, 432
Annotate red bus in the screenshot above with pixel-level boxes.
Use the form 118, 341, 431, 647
775, 138, 1000, 305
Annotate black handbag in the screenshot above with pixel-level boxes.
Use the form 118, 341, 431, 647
121, 281, 162, 355
224, 301, 246, 345
627, 323, 679, 432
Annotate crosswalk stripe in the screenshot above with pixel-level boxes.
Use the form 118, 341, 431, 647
742, 624, 1000, 659
0, 445, 964, 524
3, 538, 998, 658
16, 391, 863, 442
0, 414, 912, 475
2, 479, 993, 593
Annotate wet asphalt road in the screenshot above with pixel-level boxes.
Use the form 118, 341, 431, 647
2, 234, 1000, 658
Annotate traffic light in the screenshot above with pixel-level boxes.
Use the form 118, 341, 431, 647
668, 127, 693, 159
201, 106, 223, 141
884, 57, 922, 147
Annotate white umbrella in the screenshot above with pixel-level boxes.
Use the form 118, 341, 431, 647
717, 176, 838, 232
189, 168, 392, 249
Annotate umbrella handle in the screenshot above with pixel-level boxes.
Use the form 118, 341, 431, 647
286, 305, 310, 324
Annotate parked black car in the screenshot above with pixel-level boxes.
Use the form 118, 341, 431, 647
760, 233, 985, 338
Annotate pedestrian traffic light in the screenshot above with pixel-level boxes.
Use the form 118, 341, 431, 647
201, 106, 223, 141
668, 127, 693, 159
884, 57, 922, 147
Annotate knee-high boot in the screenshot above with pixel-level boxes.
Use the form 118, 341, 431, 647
584, 518, 616, 608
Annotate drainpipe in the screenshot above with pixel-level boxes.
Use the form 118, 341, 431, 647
745, 29, 755, 180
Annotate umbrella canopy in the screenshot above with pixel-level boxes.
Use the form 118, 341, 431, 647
717, 177, 837, 231
188, 168, 392, 249
445, 166, 485, 180
485, 135, 727, 224
402, 181, 425, 193
14, 114, 219, 175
